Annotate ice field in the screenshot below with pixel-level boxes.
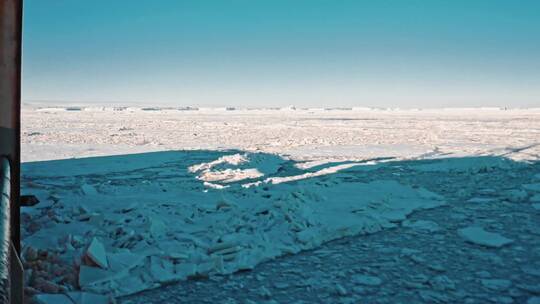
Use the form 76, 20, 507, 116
21, 106, 540, 163
20, 106, 540, 304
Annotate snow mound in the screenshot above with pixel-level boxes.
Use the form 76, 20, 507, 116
189, 153, 286, 184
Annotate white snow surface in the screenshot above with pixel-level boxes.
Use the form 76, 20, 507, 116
20, 106, 540, 297
22, 106, 540, 163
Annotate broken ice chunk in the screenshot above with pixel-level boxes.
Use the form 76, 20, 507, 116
503, 189, 528, 203
429, 275, 455, 291
149, 256, 176, 283
402, 220, 440, 232
81, 184, 98, 195
34, 293, 74, 304
175, 262, 197, 278
118, 203, 138, 214
528, 297, 540, 304
457, 226, 513, 248
466, 197, 497, 204
481, 279, 512, 291
145, 216, 166, 238
523, 183, 540, 192
85, 238, 108, 269
208, 241, 240, 255
79, 265, 114, 287
66, 291, 111, 304
114, 274, 147, 296
107, 250, 145, 273
334, 283, 348, 296
351, 274, 382, 286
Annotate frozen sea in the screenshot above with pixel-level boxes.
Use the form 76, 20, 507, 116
21, 106, 540, 304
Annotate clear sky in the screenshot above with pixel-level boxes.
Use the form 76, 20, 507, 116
23, 0, 540, 108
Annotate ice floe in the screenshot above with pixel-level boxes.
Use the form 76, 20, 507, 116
457, 226, 513, 248
85, 238, 109, 269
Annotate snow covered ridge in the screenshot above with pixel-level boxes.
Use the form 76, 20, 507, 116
23, 103, 540, 113
22, 151, 509, 299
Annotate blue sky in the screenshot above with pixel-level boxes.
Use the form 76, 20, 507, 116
23, 0, 540, 108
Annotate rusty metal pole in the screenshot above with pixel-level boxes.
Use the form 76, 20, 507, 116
0, 0, 23, 303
